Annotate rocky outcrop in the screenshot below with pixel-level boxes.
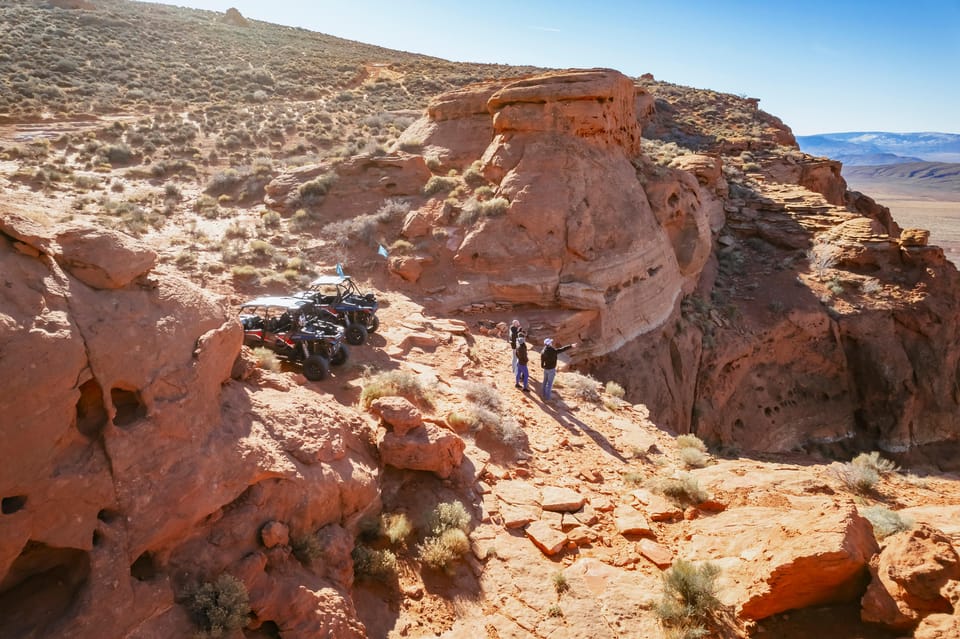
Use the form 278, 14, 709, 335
681, 499, 877, 619
391, 69, 719, 359
862, 524, 960, 631
0, 213, 379, 637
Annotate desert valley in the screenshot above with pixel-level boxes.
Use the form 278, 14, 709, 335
2, 2, 960, 639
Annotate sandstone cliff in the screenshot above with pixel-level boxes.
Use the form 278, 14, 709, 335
0, 213, 380, 637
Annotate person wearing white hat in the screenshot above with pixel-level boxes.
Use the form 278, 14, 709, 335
509, 319, 523, 375
539, 338, 575, 401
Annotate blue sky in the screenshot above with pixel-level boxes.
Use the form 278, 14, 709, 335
152, 0, 959, 136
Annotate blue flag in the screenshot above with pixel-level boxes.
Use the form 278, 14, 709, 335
377, 244, 389, 258
336, 262, 344, 277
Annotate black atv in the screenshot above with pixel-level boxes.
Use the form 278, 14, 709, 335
239, 296, 348, 381
294, 275, 380, 346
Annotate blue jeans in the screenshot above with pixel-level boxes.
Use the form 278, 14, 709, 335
516, 364, 529, 389
542, 368, 556, 400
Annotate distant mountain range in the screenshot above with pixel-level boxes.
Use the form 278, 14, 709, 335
796, 132, 960, 165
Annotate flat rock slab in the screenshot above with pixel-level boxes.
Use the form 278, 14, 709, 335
638, 538, 673, 568
500, 502, 539, 529
630, 488, 683, 521
526, 520, 567, 556
493, 479, 541, 506
541, 486, 586, 512
614, 504, 653, 536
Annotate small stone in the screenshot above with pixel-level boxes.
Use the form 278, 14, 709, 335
614, 505, 653, 536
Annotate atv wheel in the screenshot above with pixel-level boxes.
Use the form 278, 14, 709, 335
345, 323, 368, 345
367, 314, 380, 334
302, 354, 330, 381
330, 344, 349, 366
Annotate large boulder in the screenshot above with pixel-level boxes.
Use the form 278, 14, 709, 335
680, 499, 878, 620
862, 524, 960, 631
378, 422, 465, 478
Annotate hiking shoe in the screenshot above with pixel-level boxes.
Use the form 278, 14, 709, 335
522, 388, 530, 392
515, 384, 522, 389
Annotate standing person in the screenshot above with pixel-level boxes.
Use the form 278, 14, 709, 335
509, 319, 522, 375
540, 338, 576, 401
515, 334, 530, 392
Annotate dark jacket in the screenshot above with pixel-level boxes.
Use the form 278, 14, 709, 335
540, 344, 572, 369
509, 325, 521, 349
516, 342, 528, 365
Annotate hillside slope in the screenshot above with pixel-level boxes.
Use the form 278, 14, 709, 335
797, 131, 960, 164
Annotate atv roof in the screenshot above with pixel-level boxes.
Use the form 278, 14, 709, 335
307, 275, 351, 287
239, 296, 314, 310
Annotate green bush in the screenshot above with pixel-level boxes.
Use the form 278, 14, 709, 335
359, 370, 433, 409
552, 571, 569, 595
185, 574, 250, 637
463, 381, 502, 412
861, 506, 914, 540
656, 559, 721, 638
298, 172, 337, 201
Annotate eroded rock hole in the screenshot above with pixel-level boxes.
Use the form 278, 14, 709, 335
96, 509, 119, 523
2, 495, 27, 514
130, 551, 158, 582
111, 387, 146, 427
0, 542, 90, 638
76, 379, 107, 438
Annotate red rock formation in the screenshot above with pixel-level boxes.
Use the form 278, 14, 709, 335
862, 524, 960, 630
0, 212, 380, 637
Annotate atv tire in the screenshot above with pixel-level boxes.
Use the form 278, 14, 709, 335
330, 344, 349, 366
302, 354, 330, 381
367, 315, 380, 334
345, 323, 368, 345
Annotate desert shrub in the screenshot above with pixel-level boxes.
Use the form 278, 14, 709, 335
352, 545, 397, 580
656, 559, 721, 638
231, 265, 258, 282
605, 380, 626, 398
324, 213, 381, 247
389, 239, 414, 253
185, 574, 250, 637
552, 571, 570, 595
623, 471, 645, 486
428, 501, 471, 535
291, 532, 323, 564
680, 447, 709, 469
100, 143, 135, 165
419, 527, 470, 572
423, 175, 458, 195
206, 168, 243, 195
852, 451, 898, 476
381, 512, 413, 545
463, 381, 502, 412
375, 197, 411, 221
650, 473, 709, 506
359, 370, 433, 409
676, 434, 707, 452
252, 347, 280, 372
861, 506, 914, 540
262, 210, 281, 228
247, 239, 274, 258
463, 404, 525, 448
462, 162, 487, 187
562, 372, 601, 402
298, 172, 337, 202
837, 461, 879, 494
